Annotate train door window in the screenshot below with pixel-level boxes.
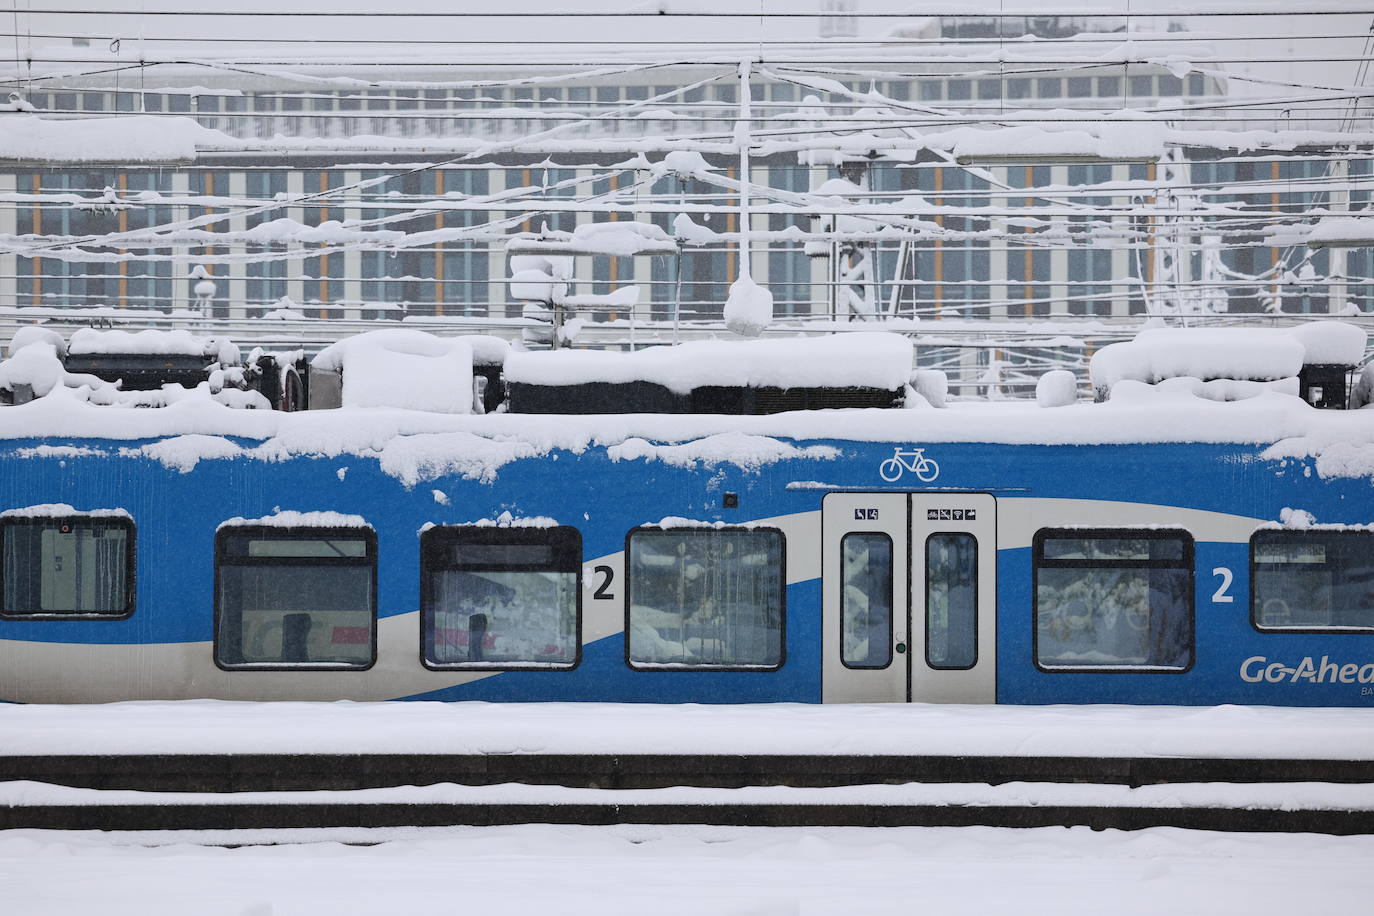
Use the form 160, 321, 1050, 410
421, 525, 581, 669
215, 525, 376, 670
1033, 529, 1193, 672
1252, 530, 1374, 631
626, 527, 785, 670
926, 533, 977, 670
0, 513, 135, 618
841, 532, 892, 669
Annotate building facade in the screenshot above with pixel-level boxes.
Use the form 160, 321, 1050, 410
4, 15, 1361, 325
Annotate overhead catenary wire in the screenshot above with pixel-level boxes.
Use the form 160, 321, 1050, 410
4, 4, 1374, 326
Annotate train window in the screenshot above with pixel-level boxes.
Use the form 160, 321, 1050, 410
0, 513, 135, 619
421, 525, 581, 669
1252, 530, 1374, 631
1033, 528, 1193, 672
214, 525, 376, 670
626, 527, 785, 670
927, 533, 977, 670
842, 532, 892, 669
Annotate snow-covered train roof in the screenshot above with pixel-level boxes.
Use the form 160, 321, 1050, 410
502, 332, 913, 394
66, 329, 240, 364
0, 322, 1371, 485
0, 377, 1372, 487
1090, 322, 1368, 390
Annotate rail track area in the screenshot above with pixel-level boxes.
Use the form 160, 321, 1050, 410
2, 702, 1373, 834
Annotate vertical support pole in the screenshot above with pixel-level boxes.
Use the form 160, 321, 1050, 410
737, 58, 753, 285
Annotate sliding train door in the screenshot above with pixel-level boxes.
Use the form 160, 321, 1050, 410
821, 492, 997, 703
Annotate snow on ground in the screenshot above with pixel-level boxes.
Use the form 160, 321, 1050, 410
3, 700, 1372, 758
4, 778, 1372, 812
3, 823, 1373, 916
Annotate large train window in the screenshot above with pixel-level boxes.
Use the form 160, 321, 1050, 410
0, 512, 135, 619
1252, 530, 1374, 631
927, 532, 977, 670
214, 524, 376, 670
626, 527, 785, 670
1033, 529, 1193, 672
842, 532, 892, 669
421, 525, 581, 669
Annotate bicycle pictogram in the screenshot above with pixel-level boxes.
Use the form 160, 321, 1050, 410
878, 446, 940, 483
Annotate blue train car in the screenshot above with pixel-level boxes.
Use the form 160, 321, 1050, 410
1, 408, 1372, 707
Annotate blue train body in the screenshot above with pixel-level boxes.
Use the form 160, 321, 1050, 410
2, 423, 1371, 707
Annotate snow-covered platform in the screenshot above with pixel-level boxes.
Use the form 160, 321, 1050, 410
2, 701, 1373, 834
3, 700, 1372, 760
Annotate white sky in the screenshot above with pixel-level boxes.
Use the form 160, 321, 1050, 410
10, 1, 1369, 78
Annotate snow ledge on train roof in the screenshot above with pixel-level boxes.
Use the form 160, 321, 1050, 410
501, 332, 913, 394
66, 328, 240, 364
1089, 322, 1368, 399
311, 330, 477, 414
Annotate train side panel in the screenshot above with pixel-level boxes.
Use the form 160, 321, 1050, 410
0, 437, 1371, 706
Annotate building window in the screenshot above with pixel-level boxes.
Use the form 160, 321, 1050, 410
1034, 529, 1193, 671
627, 527, 785, 670
421, 525, 581, 668
215, 524, 376, 669
1252, 530, 1374, 631
842, 532, 892, 669
1, 513, 135, 619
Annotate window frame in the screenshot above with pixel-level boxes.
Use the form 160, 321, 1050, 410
840, 531, 894, 671
1031, 527, 1195, 674
925, 531, 979, 671
624, 525, 787, 673
213, 523, 378, 672
0, 513, 137, 620
419, 524, 583, 671
1249, 528, 1374, 634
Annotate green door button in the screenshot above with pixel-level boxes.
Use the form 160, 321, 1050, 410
895, 643, 907, 654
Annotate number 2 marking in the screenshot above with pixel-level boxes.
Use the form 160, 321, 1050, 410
593, 565, 615, 600
1211, 567, 1234, 603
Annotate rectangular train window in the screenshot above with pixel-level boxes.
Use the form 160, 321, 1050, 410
627, 527, 784, 670
1034, 529, 1193, 672
0, 513, 134, 618
1252, 530, 1374, 631
842, 532, 892, 669
927, 532, 977, 670
421, 525, 581, 669
215, 525, 376, 669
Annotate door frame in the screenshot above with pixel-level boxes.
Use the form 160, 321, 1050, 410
821, 491, 997, 704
